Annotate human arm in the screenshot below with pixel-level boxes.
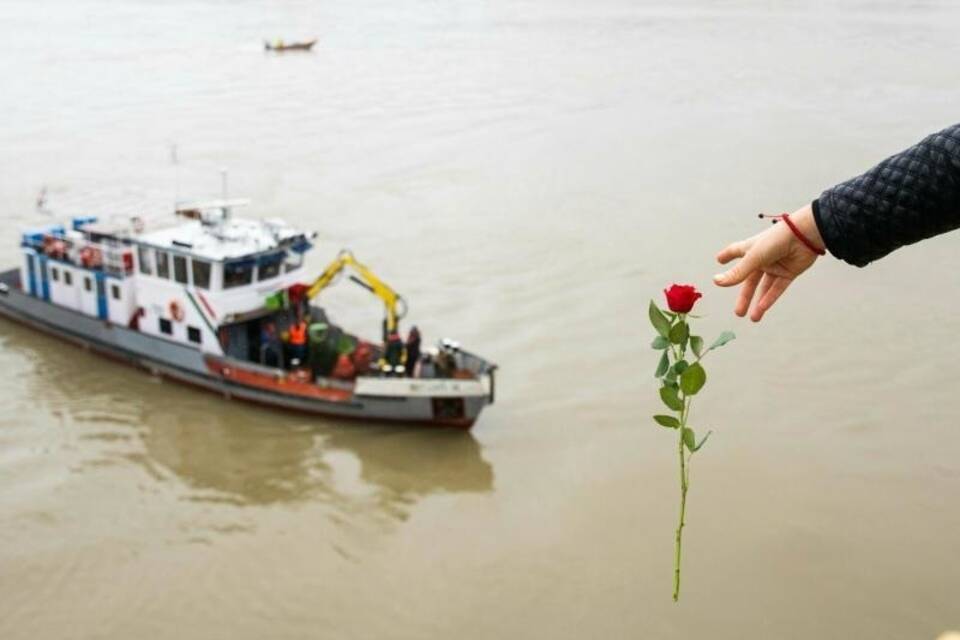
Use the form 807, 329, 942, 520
713, 123, 960, 320
814, 124, 960, 267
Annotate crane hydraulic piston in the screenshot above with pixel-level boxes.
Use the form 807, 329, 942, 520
306, 249, 407, 334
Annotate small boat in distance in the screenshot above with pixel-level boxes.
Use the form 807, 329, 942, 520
264, 39, 317, 52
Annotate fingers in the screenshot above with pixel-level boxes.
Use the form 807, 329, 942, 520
734, 271, 761, 317
713, 248, 761, 287
716, 230, 764, 265
716, 240, 747, 265
754, 272, 775, 302
750, 276, 791, 322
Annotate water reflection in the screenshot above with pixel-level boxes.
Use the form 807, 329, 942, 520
0, 319, 494, 513
138, 406, 495, 514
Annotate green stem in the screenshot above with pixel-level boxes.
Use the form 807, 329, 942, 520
673, 397, 691, 602
693, 347, 714, 364
671, 316, 691, 602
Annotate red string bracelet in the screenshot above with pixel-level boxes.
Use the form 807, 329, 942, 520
758, 212, 826, 256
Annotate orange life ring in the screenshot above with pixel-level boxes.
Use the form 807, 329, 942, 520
43, 236, 67, 259
79, 246, 101, 268
169, 300, 185, 322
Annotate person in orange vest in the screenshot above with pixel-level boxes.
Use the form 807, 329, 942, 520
287, 318, 308, 367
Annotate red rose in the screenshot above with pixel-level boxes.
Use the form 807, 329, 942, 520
664, 284, 702, 313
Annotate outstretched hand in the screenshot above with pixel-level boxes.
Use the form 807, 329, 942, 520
713, 204, 823, 321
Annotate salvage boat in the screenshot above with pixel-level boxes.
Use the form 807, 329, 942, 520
0, 199, 496, 428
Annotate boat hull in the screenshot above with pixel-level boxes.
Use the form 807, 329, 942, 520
264, 40, 317, 52
0, 270, 490, 428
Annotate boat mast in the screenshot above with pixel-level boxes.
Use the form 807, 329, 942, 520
171, 143, 181, 209
220, 168, 232, 223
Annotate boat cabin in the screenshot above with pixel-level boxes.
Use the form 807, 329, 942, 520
131, 200, 313, 353
18, 200, 315, 358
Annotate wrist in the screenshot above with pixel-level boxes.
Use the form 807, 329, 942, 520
790, 204, 825, 251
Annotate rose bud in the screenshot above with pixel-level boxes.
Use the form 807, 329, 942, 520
664, 284, 702, 314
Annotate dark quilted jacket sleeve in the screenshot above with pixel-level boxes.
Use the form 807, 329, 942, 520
812, 124, 960, 267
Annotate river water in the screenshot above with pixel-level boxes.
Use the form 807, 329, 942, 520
1, 0, 959, 637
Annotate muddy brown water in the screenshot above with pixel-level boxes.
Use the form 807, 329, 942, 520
1, 0, 959, 638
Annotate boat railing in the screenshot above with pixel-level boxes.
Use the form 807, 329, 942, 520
98, 238, 134, 276
22, 232, 133, 277
452, 347, 497, 377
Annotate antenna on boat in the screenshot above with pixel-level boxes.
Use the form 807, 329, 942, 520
35, 185, 51, 216
220, 167, 231, 221
170, 143, 181, 208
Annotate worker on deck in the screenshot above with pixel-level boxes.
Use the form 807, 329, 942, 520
287, 283, 309, 319
405, 326, 421, 377
287, 319, 308, 368
260, 320, 280, 367
435, 347, 456, 378
385, 328, 404, 370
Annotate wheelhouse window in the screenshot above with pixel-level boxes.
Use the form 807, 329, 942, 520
51, 267, 59, 281
173, 254, 188, 284
64, 271, 72, 286
284, 251, 304, 273
257, 253, 284, 281
84, 277, 92, 292
159, 318, 172, 335
192, 259, 211, 289
223, 260, 253, 288
111, 284, 121, 300
187, 326, 202, 344
137, 246, 153, 275
156, 251, 170, 279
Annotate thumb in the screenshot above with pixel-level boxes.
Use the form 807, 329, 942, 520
713, 251, 761, 287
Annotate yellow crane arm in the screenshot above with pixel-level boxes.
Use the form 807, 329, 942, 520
306, 250, 407, 333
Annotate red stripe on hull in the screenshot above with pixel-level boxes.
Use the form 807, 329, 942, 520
196, 291, 218, 319
204, 357, 354, 403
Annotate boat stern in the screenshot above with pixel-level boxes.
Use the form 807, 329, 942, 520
351, 341, 497, 428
